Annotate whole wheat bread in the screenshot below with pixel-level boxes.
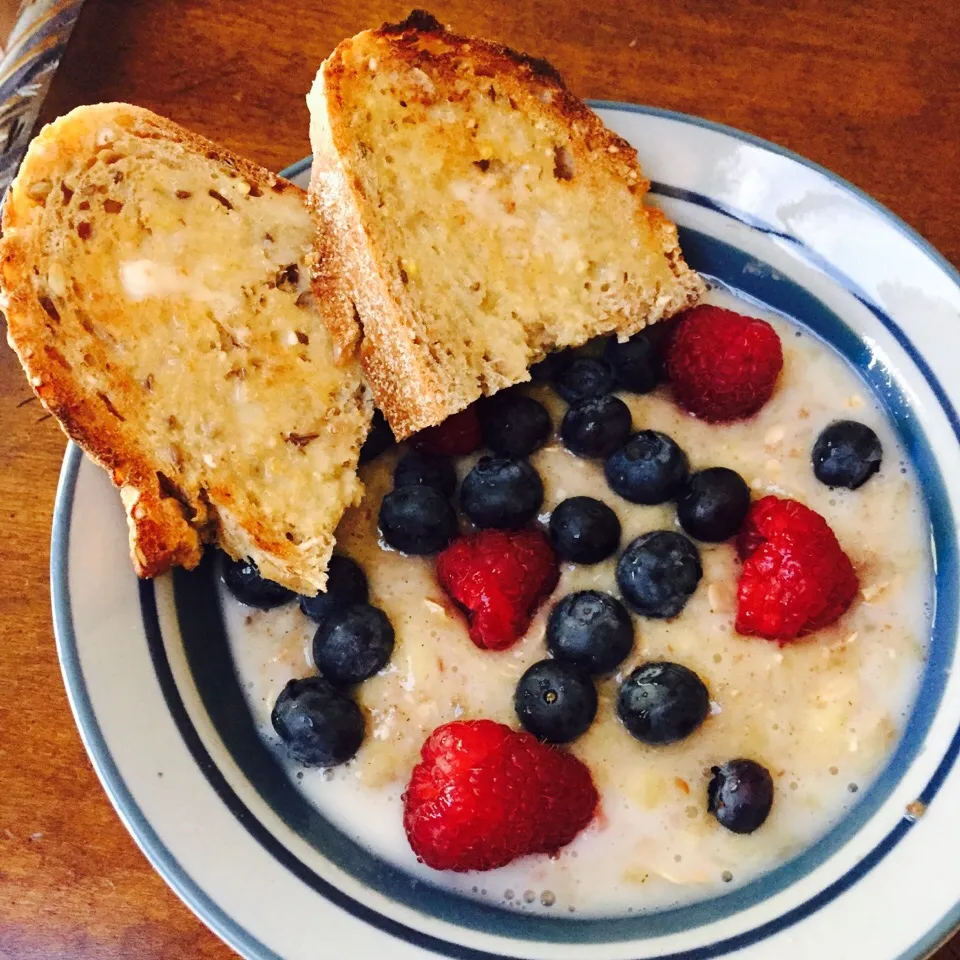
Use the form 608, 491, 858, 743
1, 103, 371, 594
308, 10, 705, 439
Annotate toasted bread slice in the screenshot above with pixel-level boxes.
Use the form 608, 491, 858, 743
1, 103, 371, 594
307, 10, 705, 438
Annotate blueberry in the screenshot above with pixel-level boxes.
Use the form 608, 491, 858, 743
312, 603, 395, 686
460, 456, 544, 529
271, 676, 365, 766
221, 556, 295, 609
514, 659, 598, 743
616, 661, 710, 745
605, 431, 689, 504
394, 450, 457, 497
604, 330, 663, 394
549, 496, 621, 563
553, 357, 615, 404
812, 419, 882, 490
479, 391, 552, 457
547, 590, 634, 674
379, 485, 458, 554
299, 555, 369, 623
616, 531, 702, 618
359, 408, 395, 464
708, 759, 774, 834
561, 394, 632, 458
677, 467, 751, 542
530, 348, 573, 382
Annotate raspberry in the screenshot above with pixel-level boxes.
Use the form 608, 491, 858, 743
412, 405, 481, 456
666, 305, 783, 422
403, 719, 598, 872
436, 529, 559, 650
735, 496, 858, 640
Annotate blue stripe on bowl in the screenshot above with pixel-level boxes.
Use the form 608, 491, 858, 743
50, 103, 960, 960
154, 226, 956, 953
279, 156, 311, 181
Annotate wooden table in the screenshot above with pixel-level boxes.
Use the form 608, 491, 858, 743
0, 0, 957, 957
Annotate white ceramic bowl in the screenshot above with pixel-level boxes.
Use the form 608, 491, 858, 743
53, 103, 960, 960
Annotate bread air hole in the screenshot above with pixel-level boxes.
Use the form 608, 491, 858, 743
275, 264, 299, 289
97, 391, 124, 420
38, 295, 60, 321
208, 189, 233, 210
553, 144, 575, 181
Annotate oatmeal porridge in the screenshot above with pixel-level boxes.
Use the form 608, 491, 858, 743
222, 287, 930, 916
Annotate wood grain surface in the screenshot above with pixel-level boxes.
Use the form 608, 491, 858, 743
0, 1, 957, 957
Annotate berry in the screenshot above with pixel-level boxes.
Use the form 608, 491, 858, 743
515, 659, 598, 743
677, 467, 751, 542
403, 719, 598, 871
617, 661, 710, 745
412, 405, 481, 456
553, 356, 615, 404
299, 555, 369, 623
708, 759, 774, 834
546, 590, 634, 674
359, 409, 396, 464
436, 529, 558, 650
616, 531, 702, 618
548, 496, 621, 564
379, 485, 458, 555
394, 450, 457, 497
221, 556, 294, 609
561, 394, 632, 459
735, 496, 858, 640
812, 419, 883, 490
666, 305, 783, 422
478, 391, 552, 458
530, 348, 573, 382
460, 456, 544, 529
604, 329, 663, 394
312, 604, 395, 686
271, 676, 365, 766
605, 431, 689, 505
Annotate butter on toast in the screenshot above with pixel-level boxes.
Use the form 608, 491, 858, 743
308, 10, 705, 438
1, 103, 371, 594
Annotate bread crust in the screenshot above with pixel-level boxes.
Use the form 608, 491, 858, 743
309, 12, 705, 439
1, 103, 368, 593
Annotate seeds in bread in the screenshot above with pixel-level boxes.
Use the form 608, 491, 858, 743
308, 10, 705, 439
0, 103, 371, 594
